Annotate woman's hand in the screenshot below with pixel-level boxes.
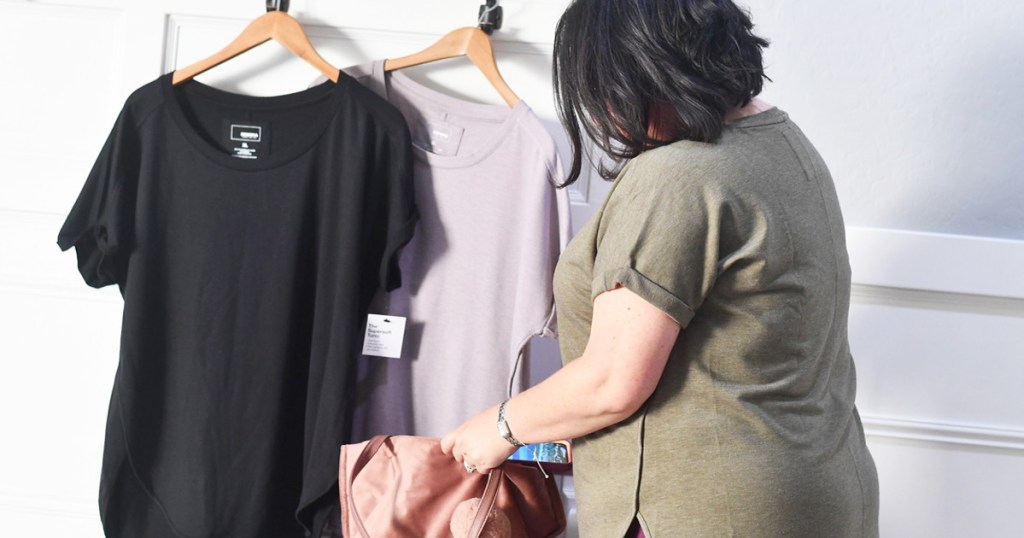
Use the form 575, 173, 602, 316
441, 405, 518, 473
441, 287, 680, 472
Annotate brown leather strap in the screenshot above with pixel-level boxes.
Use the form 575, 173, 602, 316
345, 435, 390, 538
466, 468, 504, 538
350, 435, 390, 478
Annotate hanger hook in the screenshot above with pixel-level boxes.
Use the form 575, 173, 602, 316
266, 0, 289, 13
478, 0, 503, 35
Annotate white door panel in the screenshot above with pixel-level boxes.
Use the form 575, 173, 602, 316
2, 1, 1022, 536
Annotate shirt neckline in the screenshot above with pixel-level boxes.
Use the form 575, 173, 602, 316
161, 70, 350, 172
724, 106, 787, 129
368, 59, 529, 169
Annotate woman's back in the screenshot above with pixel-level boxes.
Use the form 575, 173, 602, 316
554, 108, 880, 537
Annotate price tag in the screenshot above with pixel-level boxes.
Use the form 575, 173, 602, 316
361, 314, 407, 359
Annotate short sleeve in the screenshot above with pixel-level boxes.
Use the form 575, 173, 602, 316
377, 123, 418, 292
591, 153, 726, 328
57, 107, 139, 289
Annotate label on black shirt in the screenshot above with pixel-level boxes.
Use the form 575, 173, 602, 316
362, 314, 407, 359
223, 120, 270, 160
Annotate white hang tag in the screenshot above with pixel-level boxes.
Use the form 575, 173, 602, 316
361, 314, 407, 359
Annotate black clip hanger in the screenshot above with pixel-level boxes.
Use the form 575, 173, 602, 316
478, 0, 503, 35
266, 0, 289, 13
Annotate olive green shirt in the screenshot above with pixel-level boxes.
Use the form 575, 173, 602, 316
553, 108, 879, 537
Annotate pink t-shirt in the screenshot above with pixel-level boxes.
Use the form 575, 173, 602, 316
336, 61, 571, 438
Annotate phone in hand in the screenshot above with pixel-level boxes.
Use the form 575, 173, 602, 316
508, 441, 571, 464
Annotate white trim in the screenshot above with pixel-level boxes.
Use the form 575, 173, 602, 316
0, 280, 123, 304
0, 493, 98, 521
566, 157, 594, 205
850, 284, 1024, 318
0, 417, 1016, 528
163, 14, 552, 68
7, 211, 1024, 307
862, 415, 1024, 452
1, 1, 125, 14
846, 226, 1024, 300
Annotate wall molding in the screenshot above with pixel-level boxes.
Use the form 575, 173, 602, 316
8, 209, 1023, 305
0, 493, 98, 522
0, 280, 122, 304
0, 415, 1018, 528
163, 14, 554, 75
862, 415, 1024, 452
846, 227, 1024, 300
3, 1, 125, 14
850, 284, 1024, 318
0, 209, 111, 300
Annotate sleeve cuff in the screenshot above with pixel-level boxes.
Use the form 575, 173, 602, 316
56, 225, 122, 289
379, 208, 419, 292
592, 267, 696, 328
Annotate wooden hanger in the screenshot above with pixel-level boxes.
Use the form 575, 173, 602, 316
383, 27, 520, 108
172, 10, 338, 86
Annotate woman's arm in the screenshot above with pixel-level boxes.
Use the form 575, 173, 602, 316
440, 285, 681, 472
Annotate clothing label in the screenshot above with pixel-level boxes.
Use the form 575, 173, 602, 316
222, 120, 270, 160
361, 314, 407, 359
411, 118, 465, 156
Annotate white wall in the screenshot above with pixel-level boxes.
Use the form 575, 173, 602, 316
747, 0, 1024, 240
1, 0, 1022, 536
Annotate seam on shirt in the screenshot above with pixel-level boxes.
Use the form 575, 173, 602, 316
114, 385, 191, 538
709, 354, 737, 536
780, 124, 843, 379
129, 85, 165, 133
518, 112, 561, 181
636, 512, 653, 538
779, 124, 838, 288
591, 266, 697, 328
634, 404, 650, 538
846, 429, 870, 535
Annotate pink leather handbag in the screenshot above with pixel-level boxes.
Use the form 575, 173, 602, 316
339, 435, 566, 538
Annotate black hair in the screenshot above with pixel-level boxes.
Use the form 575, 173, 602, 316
552, 0, 770, 185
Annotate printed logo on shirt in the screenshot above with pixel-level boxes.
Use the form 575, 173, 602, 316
230, 124, 263, 143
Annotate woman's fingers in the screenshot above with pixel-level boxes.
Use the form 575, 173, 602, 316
440, 433, 454, 455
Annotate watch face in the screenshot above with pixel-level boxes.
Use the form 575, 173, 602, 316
498, 421, 511, 438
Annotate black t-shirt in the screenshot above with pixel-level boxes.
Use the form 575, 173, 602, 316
57, 71, 417, 538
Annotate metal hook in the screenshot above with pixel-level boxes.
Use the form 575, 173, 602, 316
266, 0, 289, 13
478, 0, 503, 35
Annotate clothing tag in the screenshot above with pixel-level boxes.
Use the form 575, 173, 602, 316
222, 120, 271, 160
361, 314, 407, 359
411, 118, 465, 156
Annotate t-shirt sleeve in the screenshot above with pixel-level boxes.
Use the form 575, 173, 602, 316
377, 123, 418, 292
591, 154, 726, 329
56, 106, 139, 289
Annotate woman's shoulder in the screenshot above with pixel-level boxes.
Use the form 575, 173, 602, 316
616, 139, 743, 199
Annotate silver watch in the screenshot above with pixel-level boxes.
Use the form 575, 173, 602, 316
497, 399, 526, 447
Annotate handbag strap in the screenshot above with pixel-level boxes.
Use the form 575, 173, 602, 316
466, 466, 504, 538
345, 435, 503, 538
346, 435, 389, 538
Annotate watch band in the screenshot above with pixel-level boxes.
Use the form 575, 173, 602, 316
497, 399, 526, 447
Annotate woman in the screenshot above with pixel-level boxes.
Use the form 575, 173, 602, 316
441, 1, 880, 536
